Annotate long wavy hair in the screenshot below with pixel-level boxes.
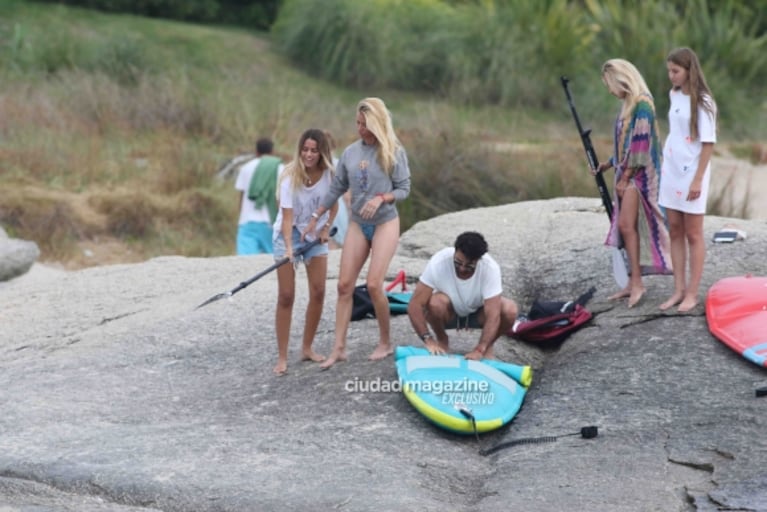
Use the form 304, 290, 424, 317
278, 128, 334, 199
357, 97, 402, 176
601, 58, 653, 120
666, 47, 716, 141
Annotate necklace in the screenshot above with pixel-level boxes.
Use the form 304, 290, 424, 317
305, 170, 322, 186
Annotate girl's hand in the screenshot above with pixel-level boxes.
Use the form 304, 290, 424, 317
319, 223, 332, 243
360, 194, 385, 220
615, 179, 629, 197
285, 246, 294, 262
592, 162, 611, 176
301, 217, 318, 241
687, 179, 703, 201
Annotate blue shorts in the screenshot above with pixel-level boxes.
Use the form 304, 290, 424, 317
273, 227, 328, 264
237, 222, 273, 255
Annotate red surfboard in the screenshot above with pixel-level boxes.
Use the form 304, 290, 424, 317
706, 275, 767, 368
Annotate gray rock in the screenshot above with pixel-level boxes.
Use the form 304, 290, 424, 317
0, 229, 40, 282
0, 197, 766, 511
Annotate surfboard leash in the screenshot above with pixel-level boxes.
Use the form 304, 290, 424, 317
478, 426, 598, 456
455, 403, 598, 456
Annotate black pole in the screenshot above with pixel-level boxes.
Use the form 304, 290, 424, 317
561, 76, 614, 220
196, 227, 337, 309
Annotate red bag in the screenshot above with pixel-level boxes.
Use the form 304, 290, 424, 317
508, 304, 592, 344
507, 287, 594, 344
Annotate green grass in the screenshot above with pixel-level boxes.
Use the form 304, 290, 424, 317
0, 0, 760, 268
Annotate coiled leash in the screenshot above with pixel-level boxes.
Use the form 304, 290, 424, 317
454, 403, 598, 456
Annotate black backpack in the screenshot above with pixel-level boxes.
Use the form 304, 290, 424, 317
351, 270, 412, 321
508, 287, 595, 344
351, 285, 412, 321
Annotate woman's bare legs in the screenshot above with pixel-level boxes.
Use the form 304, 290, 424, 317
274, 263, 296, 375
320, 223, 371, 369
678, 213, 705, 312
619, 187, 645, 307
608, 187, 644, 306
659, 209, 687, 310
301, 255, 327, 363
367, 217, 400, 360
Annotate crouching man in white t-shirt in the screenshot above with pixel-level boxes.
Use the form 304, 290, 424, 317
407, 231, 518, 360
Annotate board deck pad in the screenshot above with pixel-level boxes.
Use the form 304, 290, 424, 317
706, 275, 767, 368
394, 346, 532, 434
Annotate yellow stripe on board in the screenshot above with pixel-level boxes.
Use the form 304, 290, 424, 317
403, 386, 502, 434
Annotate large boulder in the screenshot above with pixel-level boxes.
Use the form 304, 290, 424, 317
0, 226, 40, 282
0, 197, 765, 511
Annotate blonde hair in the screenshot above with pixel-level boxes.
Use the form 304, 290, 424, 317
358, 97, 401, 175
601, 59, 653, 120
278, 128, 334, 199
666, 47, 716, 141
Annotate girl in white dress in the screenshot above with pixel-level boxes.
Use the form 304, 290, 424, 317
658, 47, 717, 312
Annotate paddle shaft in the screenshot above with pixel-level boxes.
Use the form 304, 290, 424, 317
230, 256, 290, 295
229, 227, 336, 296
198, 227, 336, 308
561, 76, 614, 220
561, 76, 630, 288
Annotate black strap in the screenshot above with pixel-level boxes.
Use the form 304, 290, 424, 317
575, 286, 597, 306
458, 405, 598, 456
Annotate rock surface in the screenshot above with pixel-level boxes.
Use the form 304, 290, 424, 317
0, 227, 40, 282
1, 197, 766, 511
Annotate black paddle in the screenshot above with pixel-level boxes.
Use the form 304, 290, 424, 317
196, 226, 337, 309
561, 76, 629, 288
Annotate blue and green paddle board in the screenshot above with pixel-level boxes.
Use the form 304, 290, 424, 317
394, 346, 532, 434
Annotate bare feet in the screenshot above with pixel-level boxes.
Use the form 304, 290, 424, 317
659, 292, 684, 311
273, 360, 288, 376
301, 350, 326, 363
627, 287, 646, 308
608, 287, 631, 300
368, 342, 394, 361
677, 295, 698, 313
319, 348, 347, 370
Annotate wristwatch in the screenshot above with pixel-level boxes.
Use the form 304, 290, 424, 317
419, 332, 431, 342
311, 212, 320, 219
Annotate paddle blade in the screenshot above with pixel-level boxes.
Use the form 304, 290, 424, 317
196, 291, 232, 309
612, 248, 629, 289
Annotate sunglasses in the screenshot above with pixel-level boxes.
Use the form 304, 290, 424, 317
453, 258, 477, 272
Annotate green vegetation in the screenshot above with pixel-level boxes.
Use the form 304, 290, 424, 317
27, 0, 280, 29
274, 0, 767, 135
0, 0, 763, 268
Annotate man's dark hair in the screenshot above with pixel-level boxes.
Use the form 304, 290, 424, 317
255, 138, 274, 155
454, 231, 488, 260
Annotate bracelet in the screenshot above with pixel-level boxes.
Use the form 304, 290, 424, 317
418, 332, 431, 342
311, 212, 320, 219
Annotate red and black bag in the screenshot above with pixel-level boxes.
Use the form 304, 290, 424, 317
508, 287, 595, 344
